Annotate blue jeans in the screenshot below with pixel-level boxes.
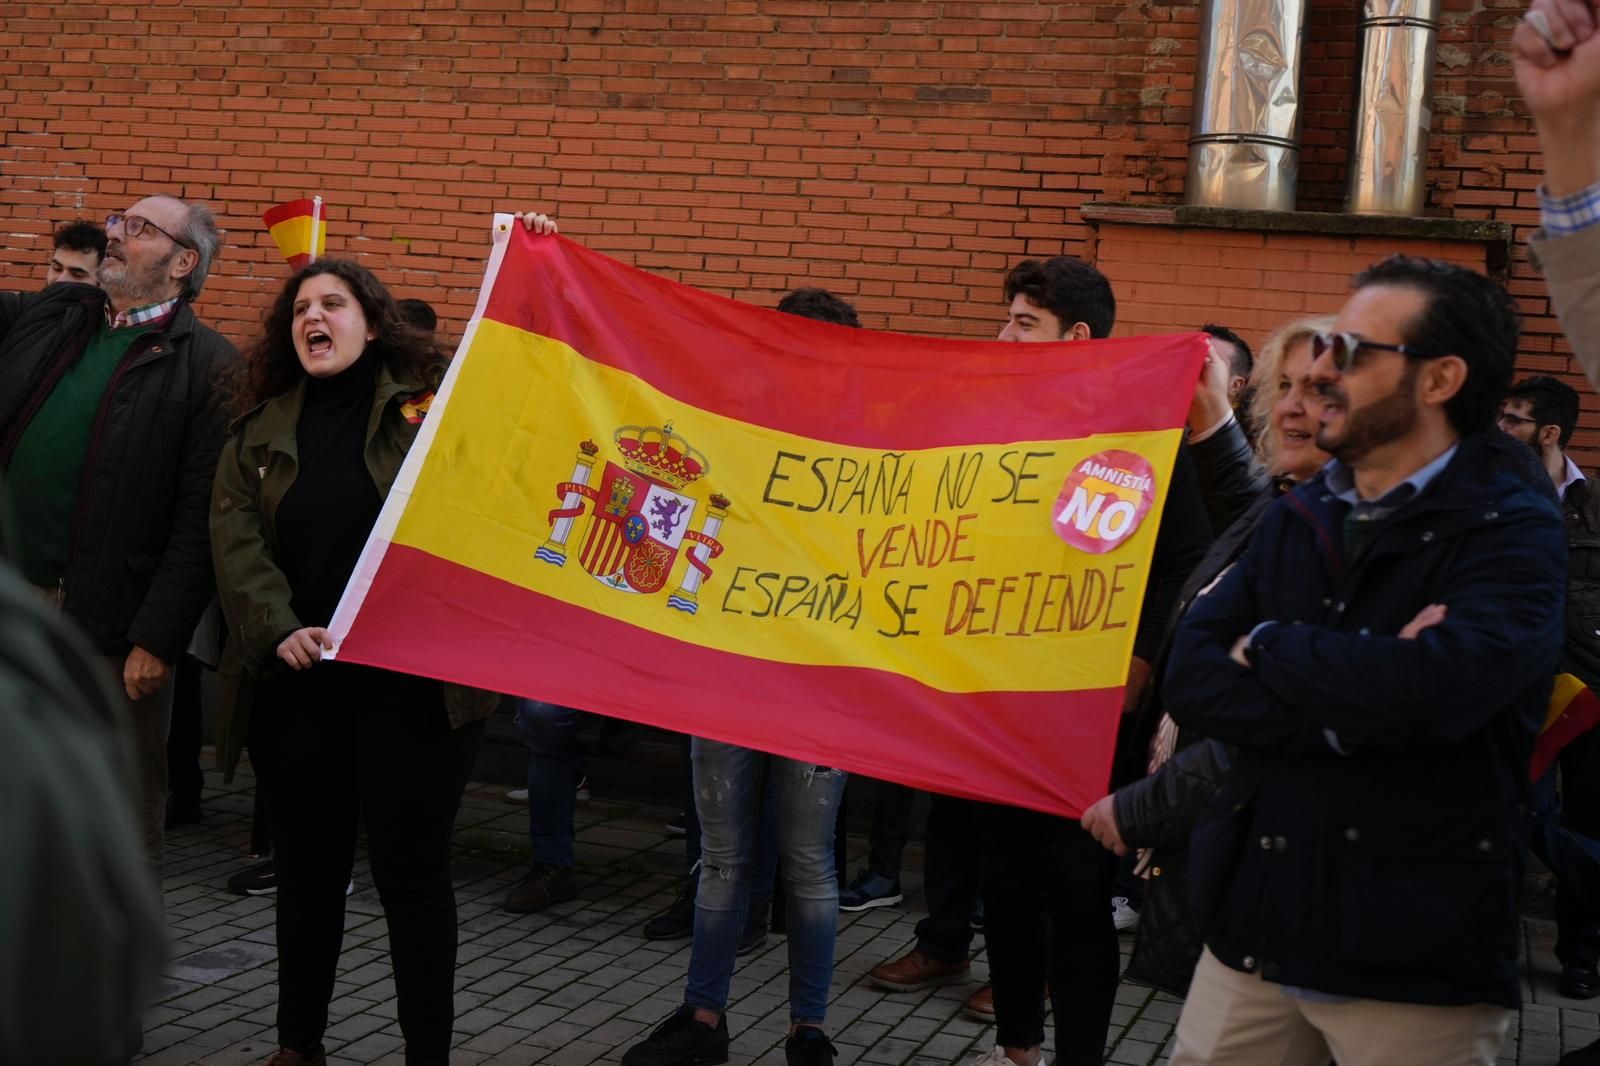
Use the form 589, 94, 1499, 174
684, 739, 846, 1024
514, 699, 584, 868
679, 733, 781, 897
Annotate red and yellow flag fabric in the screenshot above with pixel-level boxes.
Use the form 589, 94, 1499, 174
328, 221, 1206, 817
1531, 673, 1600, 782
262, 196, 325, 269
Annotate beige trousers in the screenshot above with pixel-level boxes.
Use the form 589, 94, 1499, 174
1171, 948, 1512, 1066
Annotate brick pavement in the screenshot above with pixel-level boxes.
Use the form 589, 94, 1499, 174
138, 759, 1600, 1066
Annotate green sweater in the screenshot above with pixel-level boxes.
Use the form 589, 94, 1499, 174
8, 321, 149, 586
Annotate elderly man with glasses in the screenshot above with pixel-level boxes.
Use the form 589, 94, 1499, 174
1160, 256, 1566, 1065
0, 193, 236, 872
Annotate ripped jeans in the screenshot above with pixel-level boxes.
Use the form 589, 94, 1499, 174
684, 739, 847, 1024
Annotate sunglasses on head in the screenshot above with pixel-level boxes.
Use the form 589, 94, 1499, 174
1310, 331, 1436, 372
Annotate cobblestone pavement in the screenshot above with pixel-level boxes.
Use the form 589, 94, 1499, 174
137, 760, 1599, 1066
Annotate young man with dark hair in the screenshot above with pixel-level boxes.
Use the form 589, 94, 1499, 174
870, 257, 1214, 1066
775, 287, 861, 327
1502, 375, 1581, 482
987, 258, 1211, 1066
397, 297, 439, 339
1187, 322, 1267, 533
1202, 322, 1253, 404
998, 256, 1116, 341
46, 220, 107, 287
1163, 256, 1563, 1064
1500, 374, 1600, 1006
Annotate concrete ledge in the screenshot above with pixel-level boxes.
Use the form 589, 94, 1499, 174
1081, 202, 1515, 277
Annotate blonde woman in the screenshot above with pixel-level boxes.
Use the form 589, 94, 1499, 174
1079, 315, 1336, 996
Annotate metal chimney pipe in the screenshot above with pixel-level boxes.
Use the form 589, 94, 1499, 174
1185, 0, 1308, 211
1345, 0, 1441, 216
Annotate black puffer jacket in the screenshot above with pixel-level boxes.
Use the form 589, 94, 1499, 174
1116, 736, 1231, 995
0, 284, 236, 661
1112, 480, 1282, 995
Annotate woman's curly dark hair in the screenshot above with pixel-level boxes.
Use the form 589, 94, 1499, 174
230, 258, 445, 416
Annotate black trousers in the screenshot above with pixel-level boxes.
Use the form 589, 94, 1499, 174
866, 779, 917, 881
165, 653, 206, 808
913, 793, 981, 963
1560, 730, 1600, 969
256, 662, 482, 1064
980, 804, 1119, 1065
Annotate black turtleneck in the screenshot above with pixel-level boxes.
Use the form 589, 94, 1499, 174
276, 356, 382, 628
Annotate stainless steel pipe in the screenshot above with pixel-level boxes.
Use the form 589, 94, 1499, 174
1185, 0, 1308, 211
1345, 0, 1442, 216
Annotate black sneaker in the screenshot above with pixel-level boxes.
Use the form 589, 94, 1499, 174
227, 860, 277, 896
644, 878, 696, 940
785, 1027, 837, 1066
665, 813, 688, 837
622, 1005, 729, 1066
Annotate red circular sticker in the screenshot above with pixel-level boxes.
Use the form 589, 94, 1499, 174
1053, 449, 1157, 555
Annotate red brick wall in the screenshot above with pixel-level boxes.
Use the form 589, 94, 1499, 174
1095, 225, 1494, 340
0, 0, 1581, 435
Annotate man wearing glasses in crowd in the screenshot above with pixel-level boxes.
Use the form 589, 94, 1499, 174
0, 194, 235, 873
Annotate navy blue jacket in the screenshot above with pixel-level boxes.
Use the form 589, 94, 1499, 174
1165, 430, 1566, 1008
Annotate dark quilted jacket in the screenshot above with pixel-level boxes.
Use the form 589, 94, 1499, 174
0, 284, 236, 661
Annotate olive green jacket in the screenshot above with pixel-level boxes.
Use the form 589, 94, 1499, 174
210, 362, 496, 780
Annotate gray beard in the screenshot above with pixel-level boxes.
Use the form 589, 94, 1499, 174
99, 255, 180, 312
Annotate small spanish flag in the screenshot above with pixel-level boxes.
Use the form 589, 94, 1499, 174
262, 196, 326, 269
1531, 673, 1600, 782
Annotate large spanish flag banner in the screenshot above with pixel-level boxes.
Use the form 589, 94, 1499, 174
328, 220, 1205, 817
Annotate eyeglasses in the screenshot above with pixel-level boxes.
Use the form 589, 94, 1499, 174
1310, 331, 1436, 372
1496, 410, 1540, 429
106, 213, 196, 251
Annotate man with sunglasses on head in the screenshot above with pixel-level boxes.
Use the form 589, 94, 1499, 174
1158, 256, 1566, 1064
0, 194, 236, 873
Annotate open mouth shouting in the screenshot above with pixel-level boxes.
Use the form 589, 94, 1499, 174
291, 274, 373, 377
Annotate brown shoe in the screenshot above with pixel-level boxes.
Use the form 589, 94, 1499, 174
265, 1045, 327, 1066
868, 949, 971, 991
504, 863, 577, 913
962, 984, 994, 1021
